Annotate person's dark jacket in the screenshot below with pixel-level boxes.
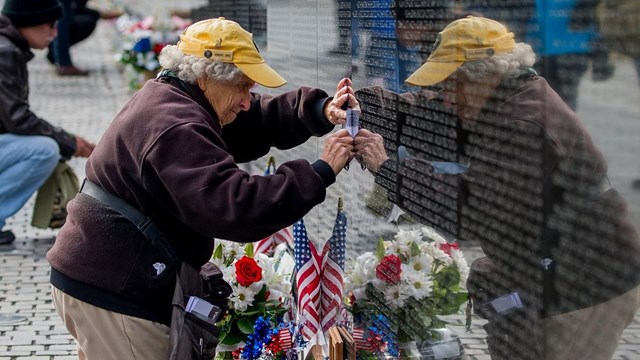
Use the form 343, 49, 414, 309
369, 75, 640, 316
47, 75, 336, 325
0, 16, 76, 158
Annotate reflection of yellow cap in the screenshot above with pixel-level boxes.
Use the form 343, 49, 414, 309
405, 16, 515, 87
178, 17, 286, 88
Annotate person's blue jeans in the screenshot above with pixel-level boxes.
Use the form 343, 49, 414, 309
50, 0, 100, 66
0, 134, 60, 229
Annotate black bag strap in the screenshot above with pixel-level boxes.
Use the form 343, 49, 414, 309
79, 178, 182, 268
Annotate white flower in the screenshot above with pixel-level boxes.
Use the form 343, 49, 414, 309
383, 284, 412, 309
421, 226, 448, 246
420, 242, 453, 266
390, 229, 423, 255
344, 253, 378, 295
230, 284, 256, 312
403, 269, 433, 301
407, 253, 432, 274
224, 241, 246, 261
450, 249, 470, 290
255, 253, 292, 297
209, 257, 237, 284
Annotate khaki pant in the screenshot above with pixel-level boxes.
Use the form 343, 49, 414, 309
543, 285, 640, 360
52, 286, 170, 360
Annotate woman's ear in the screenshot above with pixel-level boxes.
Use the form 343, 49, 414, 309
196, 77, 208, 92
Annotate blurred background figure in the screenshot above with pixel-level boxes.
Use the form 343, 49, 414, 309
461, 0, 614, 111
0, 0, 95, 245
48, 0, 120, 76
595, 0, 640, 189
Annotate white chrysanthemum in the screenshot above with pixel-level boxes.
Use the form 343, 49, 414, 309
403, 269, 433, 301
345, 253, 378, 295
218, 265, 238, 284
407, 253, 432, 274
214, 239, 246, 262
421, 226, 448, 246
383, 284, 412, 309
390, 229, 423, 255
225, 242, 245, 261
420, 242, 453, 266
450, 249, 470, 290
230, 284, 256, 312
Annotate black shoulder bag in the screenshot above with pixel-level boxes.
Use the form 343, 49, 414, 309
79, 178, 232, 360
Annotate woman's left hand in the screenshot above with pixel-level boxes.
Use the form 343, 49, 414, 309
323, 77, 359, 125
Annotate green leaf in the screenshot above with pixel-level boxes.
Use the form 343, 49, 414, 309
410, 241, 421, 257
244, 243, 254, 258
220, 330, 247, 345
213, 243, 223, 259
376, 238, 386, 261
434, 266, 460, 290
242, 302, 267, 316
237, 317, 255, 334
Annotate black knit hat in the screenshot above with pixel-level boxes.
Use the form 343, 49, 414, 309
1, 0, 63, 28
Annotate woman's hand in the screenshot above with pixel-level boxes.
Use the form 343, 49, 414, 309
354, 129, 388, 174
320, 129, 355, 174
323, 77, 359, 125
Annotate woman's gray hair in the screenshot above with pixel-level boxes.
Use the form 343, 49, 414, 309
158, 44, 245, 85
458, 42, 537, 82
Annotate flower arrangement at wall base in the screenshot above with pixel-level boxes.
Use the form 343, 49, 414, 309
210, 240, 296, 360
344, 227, 470, 359
115, 14, 190, 91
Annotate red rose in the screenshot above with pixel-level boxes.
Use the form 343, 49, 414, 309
235, 256, 262, 286
376, 254, 402, 284
439, 242, 459, 256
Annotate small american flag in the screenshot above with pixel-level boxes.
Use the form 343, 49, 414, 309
277, 328, 292, 351
294, 219, 322, 340
352, 327, 372, 350
320, 208, 347, 332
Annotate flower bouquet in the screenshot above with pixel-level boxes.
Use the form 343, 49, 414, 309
115, 14, 190, 90
210, 240, 296, 360
343, 227, 469, 359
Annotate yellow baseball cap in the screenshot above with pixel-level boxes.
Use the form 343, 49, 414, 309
177, 18, 287, 88
405, 16, 515, 87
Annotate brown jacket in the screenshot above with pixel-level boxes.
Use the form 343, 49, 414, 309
48, 76, 336, 324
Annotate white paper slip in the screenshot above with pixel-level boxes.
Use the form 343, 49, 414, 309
186, 296, 221, 322
345, 109, 361, 137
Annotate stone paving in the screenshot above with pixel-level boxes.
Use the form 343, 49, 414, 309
0, 1, 639, 359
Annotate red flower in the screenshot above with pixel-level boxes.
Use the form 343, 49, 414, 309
376, 254, 402, 284
153, 43, 166, 54
439, 242, 459, 256
235, 256, 262, 286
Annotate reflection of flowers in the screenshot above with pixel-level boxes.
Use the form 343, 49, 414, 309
211, 240, 293, 360
344, 227, 469, 354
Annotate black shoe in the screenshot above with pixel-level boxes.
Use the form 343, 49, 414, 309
0, 230, 15, 245
632, 179, 640, 190
46, 46, 55, 64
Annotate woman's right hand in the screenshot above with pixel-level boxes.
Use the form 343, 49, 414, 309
320, 129, 354, 174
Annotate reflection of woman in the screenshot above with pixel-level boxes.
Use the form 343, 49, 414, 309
48, 18, 356, 358
355, 16, 640, 360
48, 0, 99, 76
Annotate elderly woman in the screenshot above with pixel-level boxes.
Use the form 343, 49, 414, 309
355, 16, 640, 360
48, 18, 356, 359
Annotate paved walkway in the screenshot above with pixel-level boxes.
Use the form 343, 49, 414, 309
0, 5, 639, 359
